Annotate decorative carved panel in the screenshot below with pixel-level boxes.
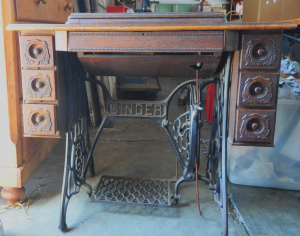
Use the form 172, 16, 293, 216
68, 31, 224, 53
240, 34, 281, 69
23, 104, 56, 136
22, 70, 56, 101
245, 39, 276, 66
20, 36, 54, 68
237, 73, 279, 107
240, 113, 270, 140
235, 109, 276, 143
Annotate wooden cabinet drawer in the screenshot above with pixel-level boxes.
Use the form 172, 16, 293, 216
237, 72, 279, 107
15, 0, 73, 23
22, 70, 56, 102
20, 36, 54, 68
19, 36, 66, 138
23, 104, 57, 136
68, 31, 224, 53
240, 34, 281, 69
235, 109, 276, 144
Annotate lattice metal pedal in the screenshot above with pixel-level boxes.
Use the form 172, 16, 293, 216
92, 175, 172, 207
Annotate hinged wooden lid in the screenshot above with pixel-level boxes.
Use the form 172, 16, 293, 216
65, 12, 225, 26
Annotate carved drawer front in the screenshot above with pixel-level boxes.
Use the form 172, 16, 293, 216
235, 109, 276, 144
22, 70, 56, 102
240, 34, 281, 69
20, 36, 54, 68
237, 73, 279, 107
15, 0, 73, 23
23, 104, 57, 136
68, 31, 224, 53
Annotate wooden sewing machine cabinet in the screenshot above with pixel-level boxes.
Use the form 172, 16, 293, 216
5, 12, 297, 235
8, 13, 295, 141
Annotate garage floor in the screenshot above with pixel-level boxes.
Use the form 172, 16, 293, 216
0, 78, 299, 236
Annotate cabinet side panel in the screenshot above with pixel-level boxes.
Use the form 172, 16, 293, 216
228, 51, 240, 143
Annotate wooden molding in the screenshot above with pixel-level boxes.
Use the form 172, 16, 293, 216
0, 0, 23, 167
0, 138, 59, 187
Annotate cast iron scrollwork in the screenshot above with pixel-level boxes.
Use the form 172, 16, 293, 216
59, 54, 230, 236
206, 53, 232, 236
172, 110, 192, 168
59, 117, 93, 232
172, 82, 202, 170
74, 137, 85, 179
59, 54, 94, 232
72, 125, 89, 183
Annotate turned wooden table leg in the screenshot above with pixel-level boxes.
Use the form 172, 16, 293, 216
1, 187, 26, 205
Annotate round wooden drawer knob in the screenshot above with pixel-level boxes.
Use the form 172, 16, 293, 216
35, 114, 45, 123
254, 86, 263, 94
64, 1, 73, 10
251, 122, 260, 131
35, 81, 44, 89
257, 48, 266, 56
33, 48, 42, 56
36, 0, 47, 4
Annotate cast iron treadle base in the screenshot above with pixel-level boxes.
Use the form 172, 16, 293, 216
92, 175, 171, 207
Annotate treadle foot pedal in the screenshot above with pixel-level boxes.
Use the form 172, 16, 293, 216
92, 175, 172, 207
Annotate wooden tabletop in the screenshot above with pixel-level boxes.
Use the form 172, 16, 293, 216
7, 12, 297, 32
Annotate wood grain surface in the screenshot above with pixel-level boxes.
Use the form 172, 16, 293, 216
6, 12, 297, 32
15, 0, 73, 23
78, 54, 221, 78
68, 31, 224, 53
7, 22, 297, 32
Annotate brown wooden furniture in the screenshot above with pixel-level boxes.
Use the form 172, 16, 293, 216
7, 13, 296, 144
15, 0, 73, 23
5, 12, 297, 235
0, 0, 72, 205
20, 35, 66, 137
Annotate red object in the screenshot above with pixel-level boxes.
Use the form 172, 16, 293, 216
106, 6, 128, 13
205, 84, 215, 123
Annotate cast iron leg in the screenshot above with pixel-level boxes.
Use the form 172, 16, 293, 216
59, 132, 71, 232
173, 176, 185, 205
220, 53, 231, 236
83, 115, 95, 177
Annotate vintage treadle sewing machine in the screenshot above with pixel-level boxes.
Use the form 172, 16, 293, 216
7, 12, 296, 235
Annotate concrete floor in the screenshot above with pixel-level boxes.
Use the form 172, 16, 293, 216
0, 78, 299, 236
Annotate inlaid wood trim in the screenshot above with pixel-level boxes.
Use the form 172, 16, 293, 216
7, 22, 297, 33
69, 47, 224, 51
68, 32, 224, 36
68, 31, 224, 52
